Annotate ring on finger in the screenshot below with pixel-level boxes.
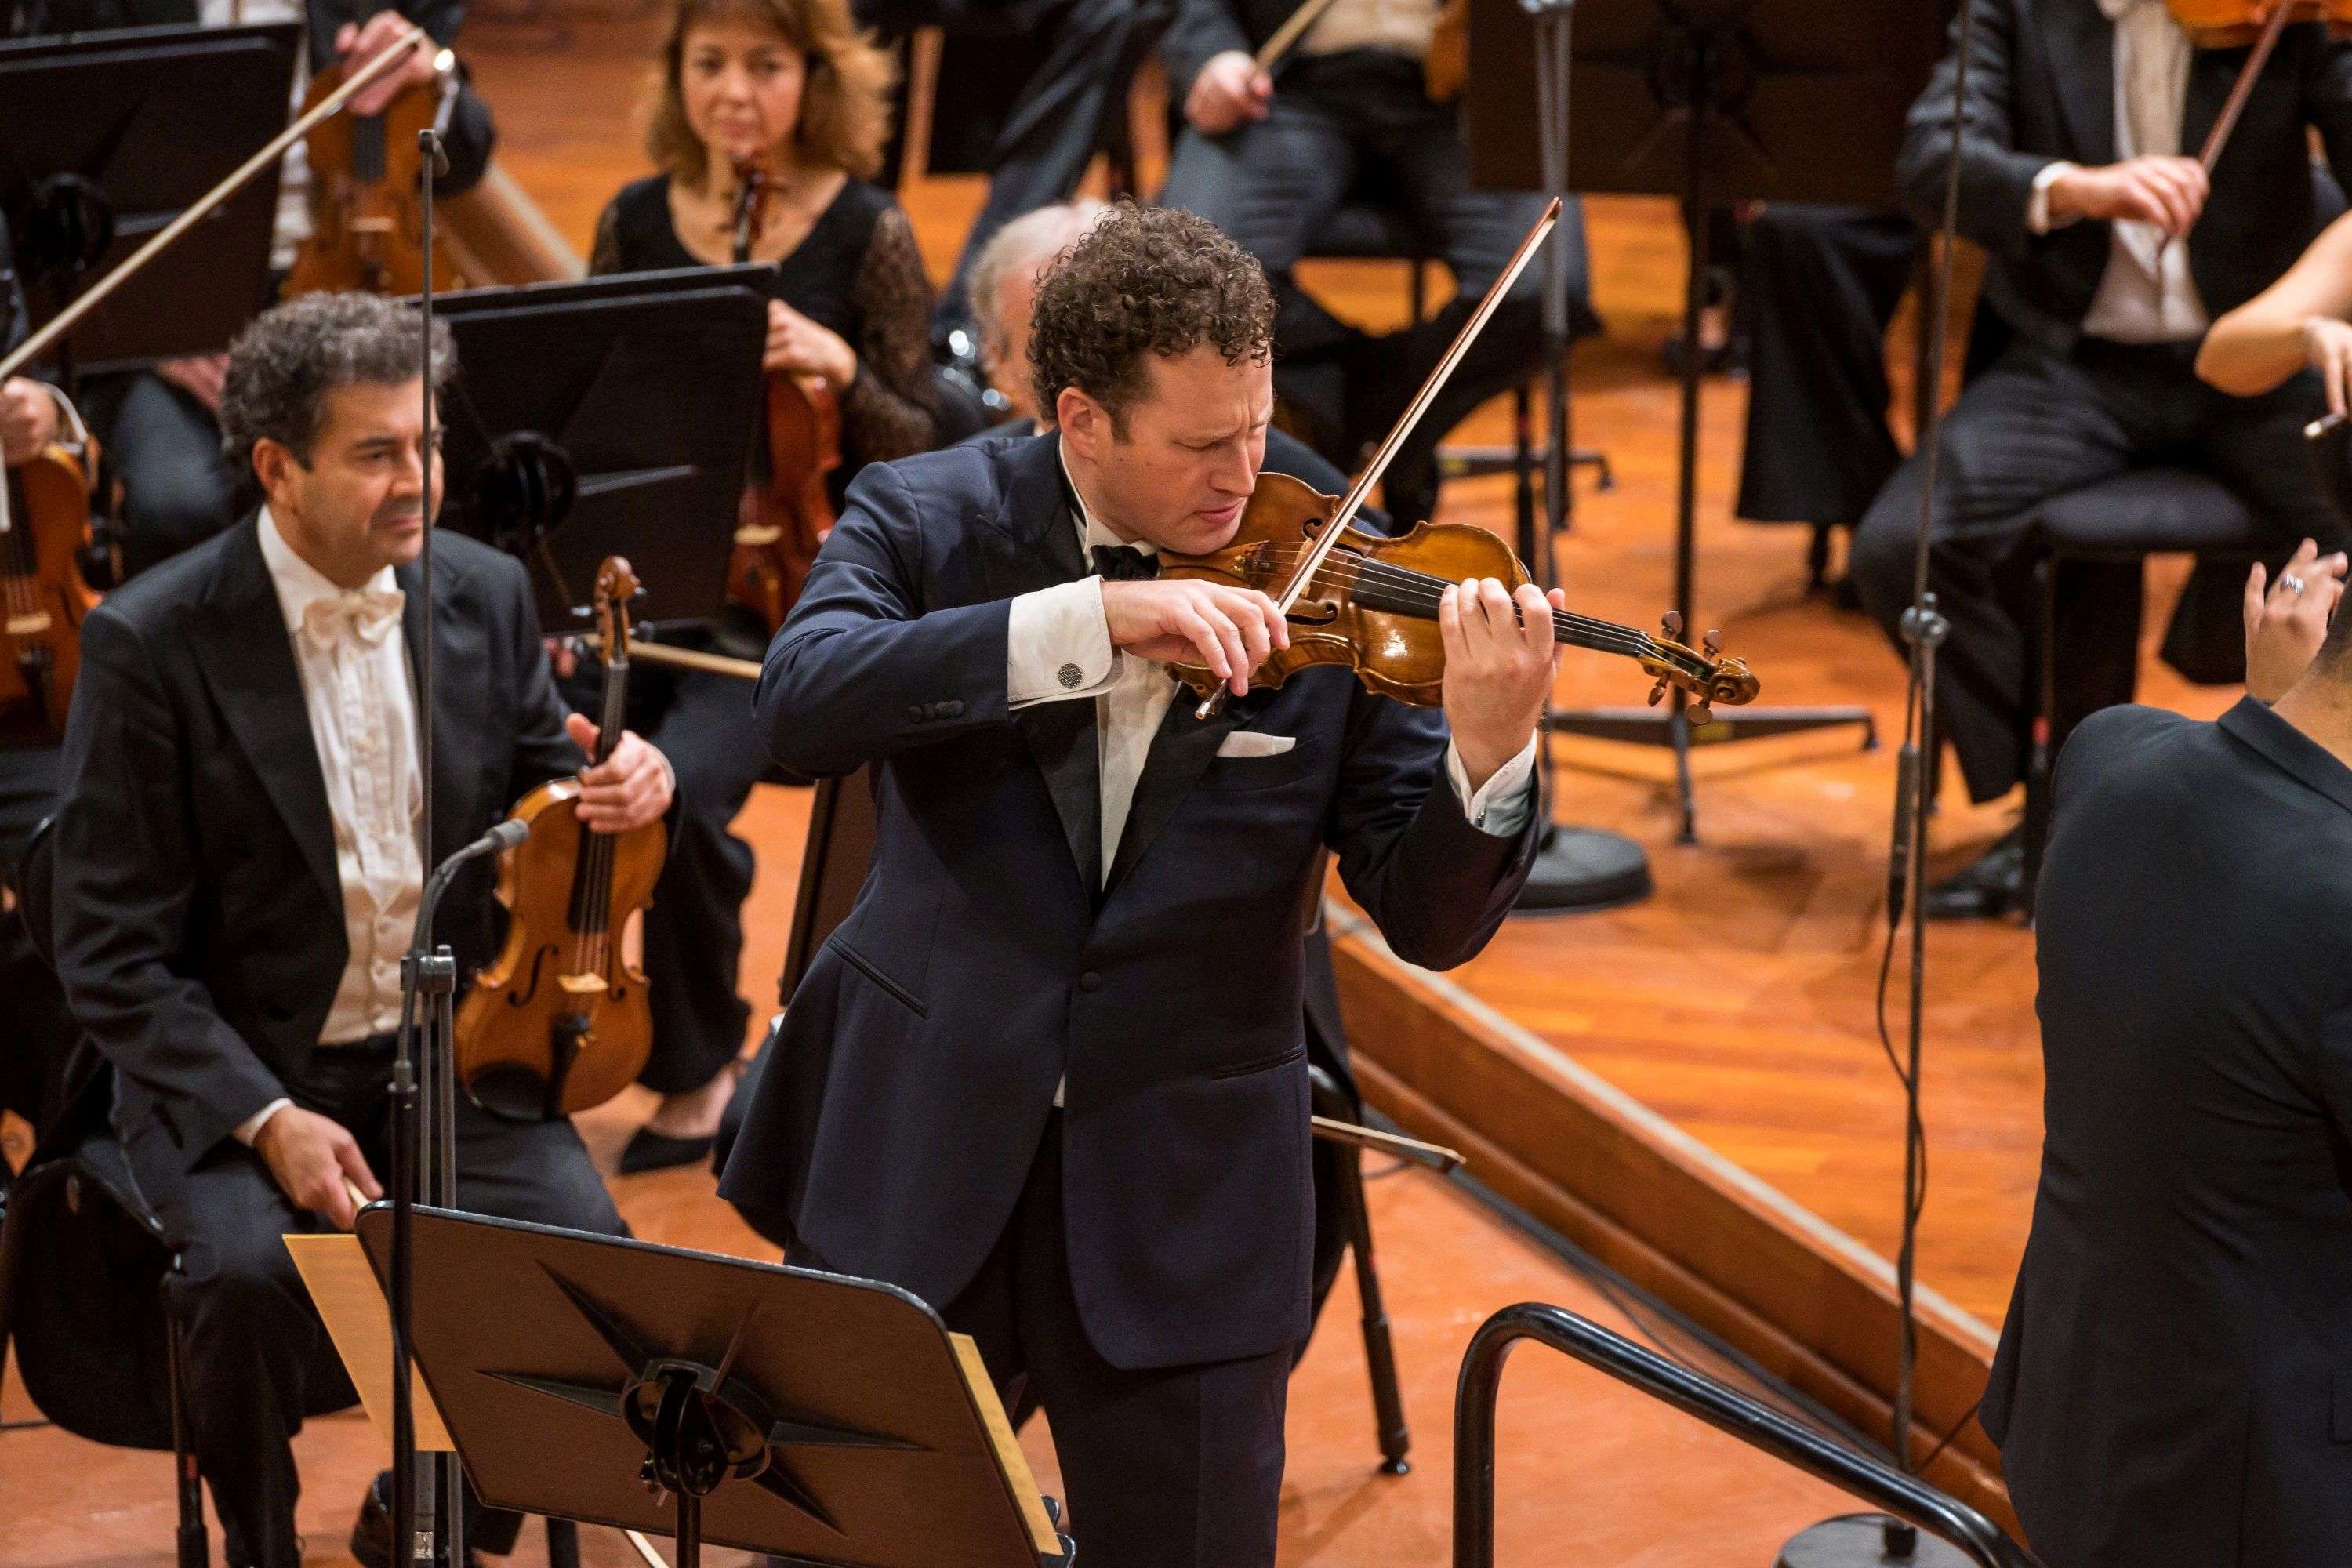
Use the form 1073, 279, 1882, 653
2282, 572, 2307, 596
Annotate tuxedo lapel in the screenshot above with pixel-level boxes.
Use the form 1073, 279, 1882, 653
1103, 685, 1255, 895
983, 435, 1102, 894
188, 518, 339, 909
2043, 0, 2118, 167
397, 546, 489, 871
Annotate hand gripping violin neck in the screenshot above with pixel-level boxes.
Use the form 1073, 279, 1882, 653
1160, 198, 1761, 720
456, 558, 666, 1122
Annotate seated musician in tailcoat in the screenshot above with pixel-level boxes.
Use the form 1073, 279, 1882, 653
720, 203, 1550, 1568
1153, 0, 1595, 527
4, 0, 499, 580
1849, 0, 2352, 919
45, 292, 673, 1568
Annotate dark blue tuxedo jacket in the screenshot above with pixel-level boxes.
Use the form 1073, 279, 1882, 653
719, 432, 1537, 1369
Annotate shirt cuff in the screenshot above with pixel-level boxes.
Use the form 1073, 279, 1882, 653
234, 1097, 293, 1146
1008, 576, 1122, 709
2027, 161, 2078, 235
1447, 735, 1538, 837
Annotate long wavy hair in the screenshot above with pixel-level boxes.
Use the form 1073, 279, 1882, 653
642, 0, 895, 187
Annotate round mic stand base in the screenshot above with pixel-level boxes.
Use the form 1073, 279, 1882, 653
1777, 1514, 1974, 1568
1514, 822, 1651, 913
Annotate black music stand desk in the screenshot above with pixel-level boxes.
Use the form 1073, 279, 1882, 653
429, 266, 769, 633
0, 23, 296, 376
354, 1205, 1071, 1568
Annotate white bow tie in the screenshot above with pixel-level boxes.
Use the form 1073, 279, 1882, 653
301, 588, 405, 648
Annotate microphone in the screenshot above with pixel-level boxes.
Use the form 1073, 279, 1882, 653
412, 818, 528, 957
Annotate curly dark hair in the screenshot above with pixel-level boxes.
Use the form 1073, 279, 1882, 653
1027, 202, 1274, 433
219, 292, 455, 480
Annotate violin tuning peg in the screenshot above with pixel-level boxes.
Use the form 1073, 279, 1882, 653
1691, 703, 1715, 728
1647, 679, 1668, 708
1702, 629, 1722, 657
1661, 611, 1683, 641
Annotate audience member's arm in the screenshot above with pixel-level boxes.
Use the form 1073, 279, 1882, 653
2200, 213, 2352, 408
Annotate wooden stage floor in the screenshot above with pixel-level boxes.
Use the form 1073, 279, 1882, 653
5, 9, 2256, 1559
445, 6, 2214, 1332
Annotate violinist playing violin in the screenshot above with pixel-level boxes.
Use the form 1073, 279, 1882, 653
43, 292, 672, 1568
5, 0, 499, 579
1847, 0, 2352, 922
575, 0, 936, 1173
720, 205, 1548, 1568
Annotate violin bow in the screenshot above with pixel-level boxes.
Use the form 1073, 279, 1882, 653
2194, 0, 2300, 173
0, 25, 441, 384
1193, 196, 1563, 719
1254, 0, 1348, 72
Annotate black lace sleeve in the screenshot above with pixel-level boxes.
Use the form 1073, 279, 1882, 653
588, 198, 627, 278
839, 204, 938, 463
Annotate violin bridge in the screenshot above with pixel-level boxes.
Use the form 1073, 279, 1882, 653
557, 973, 610, 996
5, 611, 53, 636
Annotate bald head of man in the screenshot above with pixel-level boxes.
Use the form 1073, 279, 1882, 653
967, 198, 1110, 426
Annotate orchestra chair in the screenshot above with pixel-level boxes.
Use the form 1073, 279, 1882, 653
2016, 471, 2270, 917
0, 815, 210, 1568
1306, 1061, 1411, 1475
0, 818, 586, 1568
1303, 193, 1613, 535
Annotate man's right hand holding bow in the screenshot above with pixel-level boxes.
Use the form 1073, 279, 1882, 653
1102, 579, 1290, 697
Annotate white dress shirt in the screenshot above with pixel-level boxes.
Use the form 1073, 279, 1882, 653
236, 509, 423, 1145
1301, 0, 1439, 60
2024, 0, 2206, 343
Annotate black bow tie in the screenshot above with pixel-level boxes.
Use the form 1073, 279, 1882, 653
1091, 543, 1160, 582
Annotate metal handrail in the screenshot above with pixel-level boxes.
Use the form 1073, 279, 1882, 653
1453, 1302, 2042, 1568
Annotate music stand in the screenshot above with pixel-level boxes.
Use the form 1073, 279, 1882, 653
426, 266, 769, 633
0, 23, 295, 380
354, 1205, 1072, 1568
1466, 0, 1937, 841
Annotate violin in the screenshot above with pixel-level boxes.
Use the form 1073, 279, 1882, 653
728, 161, 841, 633
281, 52, 472, 299
456, 557, 666, 1123
1160, 471, 1759, 720
0, 437, 101, 746
1163, 196, 1759, 721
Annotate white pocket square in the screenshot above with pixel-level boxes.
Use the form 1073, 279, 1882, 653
1217, 732, 1297, 758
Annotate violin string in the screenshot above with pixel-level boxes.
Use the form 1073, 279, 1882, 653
1250, 546, 1685, 652
1258, 554, 1672, 664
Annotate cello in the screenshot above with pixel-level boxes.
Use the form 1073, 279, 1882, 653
456, 557, 667, 1122
727, 160, 842, 633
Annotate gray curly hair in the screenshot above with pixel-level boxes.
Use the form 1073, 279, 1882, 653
219, 292, 455, 478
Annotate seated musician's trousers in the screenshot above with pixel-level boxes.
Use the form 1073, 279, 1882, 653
118, 1040, 626, 1568
561, 657, 764, 1097
0, 743, 68, 1140
1849, 337, 2346, 806
1736, 204, 1923, 528
796, 1112, 1291, 1568
1159, 49, 1586, 521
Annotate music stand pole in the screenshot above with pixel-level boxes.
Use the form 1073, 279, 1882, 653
1512, 0, 1653, 914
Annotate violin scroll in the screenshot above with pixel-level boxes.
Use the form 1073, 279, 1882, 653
1639, 612, 1762, 728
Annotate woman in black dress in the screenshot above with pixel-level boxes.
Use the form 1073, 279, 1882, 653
592, 0, 935, 472
581, 0, 935, 1175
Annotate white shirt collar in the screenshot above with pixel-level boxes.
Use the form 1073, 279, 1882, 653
1056, 437, 1157, 557
257, 506, 401, 635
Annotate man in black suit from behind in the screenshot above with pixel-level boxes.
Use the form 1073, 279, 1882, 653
1986, 538, 2352, 1566
1851, 0, 2352, 919
46, 293, 673, 1568
720, 205, 1549, 1567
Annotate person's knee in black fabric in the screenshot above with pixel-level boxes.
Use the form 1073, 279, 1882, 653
1848, 470, 1931, 638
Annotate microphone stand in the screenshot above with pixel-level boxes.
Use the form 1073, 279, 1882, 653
1779, 5, 1973, 1566
389, 122, 459, 1568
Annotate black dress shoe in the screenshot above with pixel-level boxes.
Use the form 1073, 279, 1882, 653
618, 1126, 716, 1174
352, 1472, 483, 1568
1922, 828, 2027, 921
